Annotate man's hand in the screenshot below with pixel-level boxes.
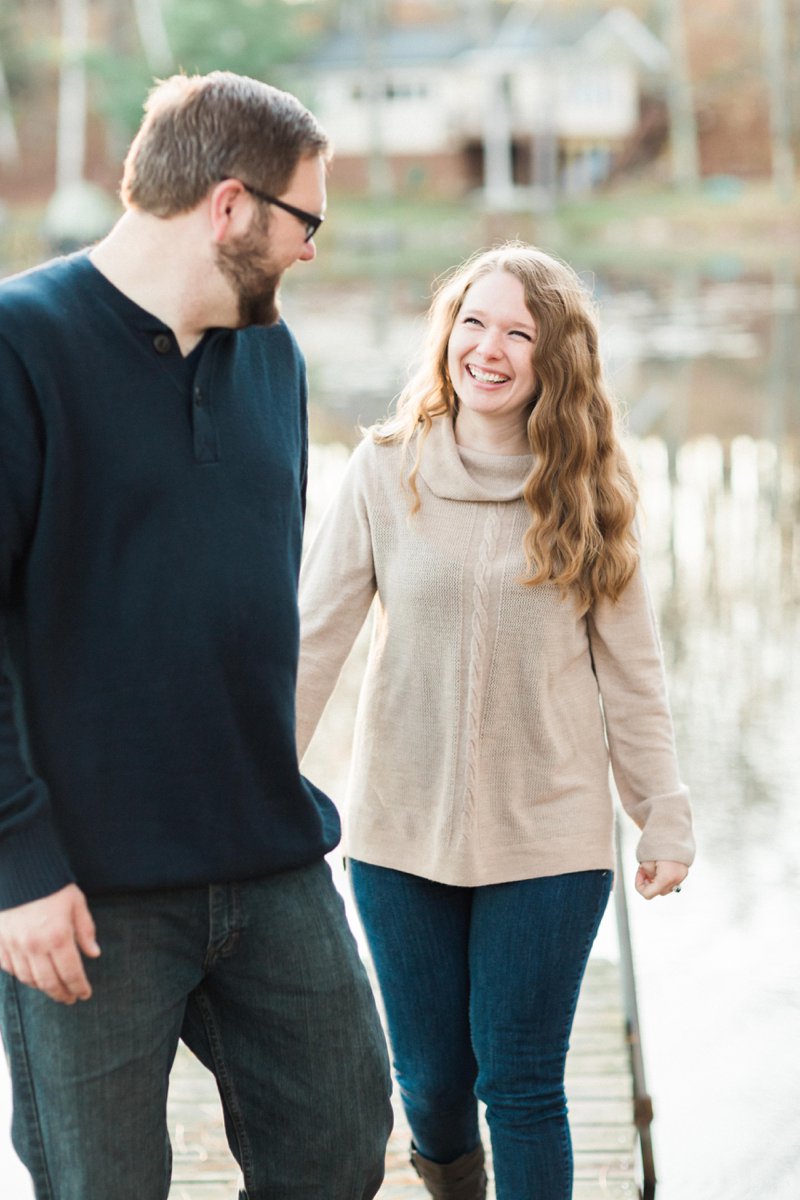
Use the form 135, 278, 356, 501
635, 860, 689, 900
0, 884, 100, 1004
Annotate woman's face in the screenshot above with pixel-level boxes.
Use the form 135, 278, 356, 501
446, 271, 538, 428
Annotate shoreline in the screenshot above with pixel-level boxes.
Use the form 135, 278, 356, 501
2, 177, 798, 281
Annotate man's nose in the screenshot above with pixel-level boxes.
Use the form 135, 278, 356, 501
299, 238, 317, 263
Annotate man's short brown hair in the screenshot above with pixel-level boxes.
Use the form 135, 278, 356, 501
121, 72, 330, 217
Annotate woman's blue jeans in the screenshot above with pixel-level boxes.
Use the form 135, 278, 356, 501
0, 860, 392, 1200
349, 861, 612, 1200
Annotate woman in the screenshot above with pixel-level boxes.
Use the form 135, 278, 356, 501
296, 245, 695, 1199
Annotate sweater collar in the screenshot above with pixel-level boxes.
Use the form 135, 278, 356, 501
417, 415, 532, 503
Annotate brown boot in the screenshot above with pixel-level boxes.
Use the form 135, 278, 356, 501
410, 1143, 487, 1199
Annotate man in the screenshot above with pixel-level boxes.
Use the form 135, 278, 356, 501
0, 72, 392, 1200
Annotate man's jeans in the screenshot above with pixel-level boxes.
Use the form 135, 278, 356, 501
0, 861, 392, 1200
350, 861, 612, 1200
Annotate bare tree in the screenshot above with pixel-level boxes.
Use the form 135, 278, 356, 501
56, 0, 88, 189
360, 0, 392, 199
131, 0, 172, 74
46, 0, 118, 249
658, 0, 700, 188
761, 0, 795, 200
0, 57, 20, 168
483, 70, 515, 209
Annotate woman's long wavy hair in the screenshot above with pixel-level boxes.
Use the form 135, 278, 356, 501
376, 244, 639, 613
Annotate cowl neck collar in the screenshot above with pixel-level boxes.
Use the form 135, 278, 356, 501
416, 415, 532, 503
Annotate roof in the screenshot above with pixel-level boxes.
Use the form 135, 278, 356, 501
309, 24, 475, 69
306, 5, 668, 74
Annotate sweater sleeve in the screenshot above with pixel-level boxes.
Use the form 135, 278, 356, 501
296, 439, 378, 761
587, 559, 695, 867
0, 335, 75, 909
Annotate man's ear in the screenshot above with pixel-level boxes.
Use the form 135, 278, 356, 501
208, 179, 247, 243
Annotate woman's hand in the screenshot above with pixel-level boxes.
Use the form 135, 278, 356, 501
635, 860, 688, 900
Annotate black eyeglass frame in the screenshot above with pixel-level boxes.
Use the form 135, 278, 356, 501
238, 182, 324, 242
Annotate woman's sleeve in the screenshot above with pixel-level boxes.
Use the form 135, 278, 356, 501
296, 438, 379, 761
587, 559, 696, 866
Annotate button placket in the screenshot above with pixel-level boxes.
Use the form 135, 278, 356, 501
191, 376, 220, 464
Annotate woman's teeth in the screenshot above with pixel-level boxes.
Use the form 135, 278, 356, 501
468, 365, 508, 384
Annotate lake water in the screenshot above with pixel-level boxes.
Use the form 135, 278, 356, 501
1, 262, 798, 1197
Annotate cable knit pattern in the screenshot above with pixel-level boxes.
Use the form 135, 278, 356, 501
461, 503, 501, 843
296, 415, 695, 887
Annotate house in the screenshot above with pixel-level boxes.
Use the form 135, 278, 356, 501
300, 4, 670, 205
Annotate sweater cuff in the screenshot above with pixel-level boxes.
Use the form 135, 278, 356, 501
0, 809, 75, 910
635, 818, 696, 868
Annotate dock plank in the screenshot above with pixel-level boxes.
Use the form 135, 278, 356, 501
166, 956, 640, 1199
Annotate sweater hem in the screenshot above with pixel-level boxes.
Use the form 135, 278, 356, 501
345, 839, 616, 888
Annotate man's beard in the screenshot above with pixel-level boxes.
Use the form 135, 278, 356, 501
215, 221, 282, 329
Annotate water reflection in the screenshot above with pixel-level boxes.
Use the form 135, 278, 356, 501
625, 429, 800, 1200
283, 262, 799, 441
639, 432, 799, 825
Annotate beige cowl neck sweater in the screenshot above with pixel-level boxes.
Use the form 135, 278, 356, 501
297, 416, 694, 886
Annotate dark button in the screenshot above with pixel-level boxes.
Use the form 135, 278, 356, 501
153, 333, 172, 354
194, 386, 203, 407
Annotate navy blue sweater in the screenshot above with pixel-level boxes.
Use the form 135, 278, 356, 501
0, 253, 339, 909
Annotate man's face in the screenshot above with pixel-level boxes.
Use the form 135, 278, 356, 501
215, 155, 327, 329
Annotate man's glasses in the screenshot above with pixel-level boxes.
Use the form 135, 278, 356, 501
239, 182, 324, 242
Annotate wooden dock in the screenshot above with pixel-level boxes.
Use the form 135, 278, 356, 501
166, 954, 640, 1200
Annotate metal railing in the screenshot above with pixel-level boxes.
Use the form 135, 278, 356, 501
613, 817, 657, 1199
